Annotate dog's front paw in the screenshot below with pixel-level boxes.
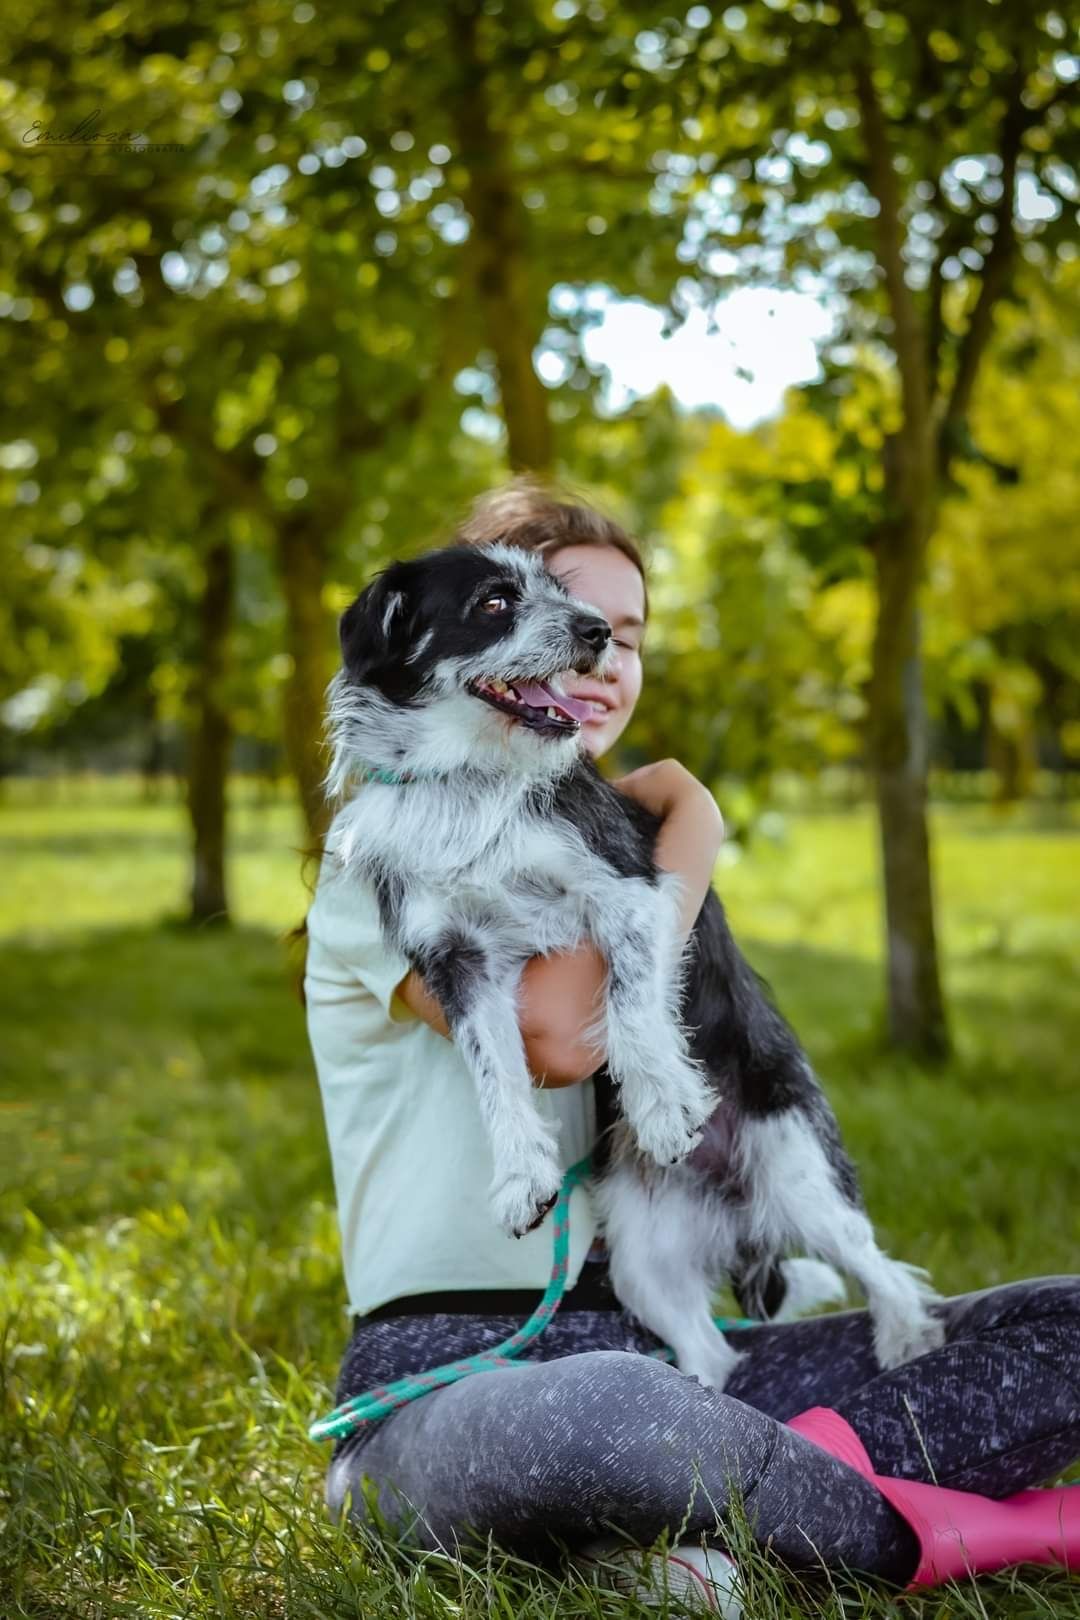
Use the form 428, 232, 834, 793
873, 1305, 945, 1370
628, 1060, 715, 1166
632, 1102, 705, 1167
673, 1063, 718, 1138
490, 1160, 563, 1240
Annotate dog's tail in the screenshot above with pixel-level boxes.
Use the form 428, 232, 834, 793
734, 1257, 847, 1323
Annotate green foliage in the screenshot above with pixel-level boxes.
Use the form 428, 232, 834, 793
927, 265, 1080, 757
0, 0, 496, 745
0, 0, 715, 749
625, 0, 1077, 321
612, 407, 869, 801
1, 0, 1076, 794
620, 256, 1080, 799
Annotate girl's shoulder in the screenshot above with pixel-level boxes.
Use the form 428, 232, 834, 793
308, 850, 379, 953
305, 828, 412, 1018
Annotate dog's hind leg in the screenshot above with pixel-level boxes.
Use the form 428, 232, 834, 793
731, 1253, 848, 1323
740, 1110, 945, 1370
595, 1151, 744, 1391
419, 935, 563, 1238
770, 1259, 848, 1322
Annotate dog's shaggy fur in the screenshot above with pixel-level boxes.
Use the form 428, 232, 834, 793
323, 540, 943, 1388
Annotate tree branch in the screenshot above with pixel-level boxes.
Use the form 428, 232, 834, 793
515, 156, 654, 186
937, 65, 1026, 475
836, 0, 931, 434
924, 172, 953, 402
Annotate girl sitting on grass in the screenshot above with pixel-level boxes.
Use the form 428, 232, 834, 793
301, 477, 1079, 1613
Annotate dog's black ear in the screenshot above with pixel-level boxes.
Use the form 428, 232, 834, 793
339, 561, 415, 683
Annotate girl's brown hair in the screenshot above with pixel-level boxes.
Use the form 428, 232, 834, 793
287, 475, 650, 1001
454, 473, 650, 628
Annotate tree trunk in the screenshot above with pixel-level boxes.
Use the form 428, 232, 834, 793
141, 701, 168, 803
187, 538, 233, 925
277, 515, 333, 844
450, 2, 554, 473
841, 0, 950, 1059
987, 700, 1037, 805
867, 503, 949, 1060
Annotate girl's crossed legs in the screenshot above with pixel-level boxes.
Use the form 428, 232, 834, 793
327, 1275, 1080, 1583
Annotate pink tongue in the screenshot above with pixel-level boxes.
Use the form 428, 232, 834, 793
512, 680, 593, 723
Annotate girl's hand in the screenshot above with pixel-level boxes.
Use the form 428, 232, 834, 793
611, 759, 723, 833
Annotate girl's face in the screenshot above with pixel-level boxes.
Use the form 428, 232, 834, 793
543, 544, 646, 760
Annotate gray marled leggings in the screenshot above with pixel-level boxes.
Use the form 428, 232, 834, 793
326, 1275, 1080, 1582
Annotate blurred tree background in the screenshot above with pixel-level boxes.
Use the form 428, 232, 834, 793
1, 0, 1077, 1056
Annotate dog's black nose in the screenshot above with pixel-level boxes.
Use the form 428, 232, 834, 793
573, 615, 611, 650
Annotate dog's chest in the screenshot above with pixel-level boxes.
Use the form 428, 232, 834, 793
363, 796, 594, 949
366, 790, 573, 876
452, 822, 595, 949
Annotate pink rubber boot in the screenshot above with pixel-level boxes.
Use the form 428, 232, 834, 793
788, 1406, 1079, 1588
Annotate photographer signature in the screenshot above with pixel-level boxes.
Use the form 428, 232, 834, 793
22, 108, 146, 146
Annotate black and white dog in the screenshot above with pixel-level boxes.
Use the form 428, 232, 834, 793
323, 539, 943, 1388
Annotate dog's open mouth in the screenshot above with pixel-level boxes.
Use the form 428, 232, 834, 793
468, 676, 594, 733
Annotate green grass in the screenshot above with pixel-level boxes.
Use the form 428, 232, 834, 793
2, 780, 1078, 1618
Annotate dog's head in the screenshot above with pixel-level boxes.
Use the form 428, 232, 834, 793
327, 541, 618, 790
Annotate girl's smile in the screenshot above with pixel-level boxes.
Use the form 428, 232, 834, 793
543, 543, 646, 760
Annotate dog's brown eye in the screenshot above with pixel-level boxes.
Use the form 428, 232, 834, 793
479, 594, 510, 614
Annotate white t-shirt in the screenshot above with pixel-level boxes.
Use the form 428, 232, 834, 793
304, 823, 601, 1319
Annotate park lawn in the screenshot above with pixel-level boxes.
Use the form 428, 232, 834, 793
1, 781, 1078, 1619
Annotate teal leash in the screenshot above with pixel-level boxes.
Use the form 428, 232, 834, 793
309, 1154, 759, 1444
